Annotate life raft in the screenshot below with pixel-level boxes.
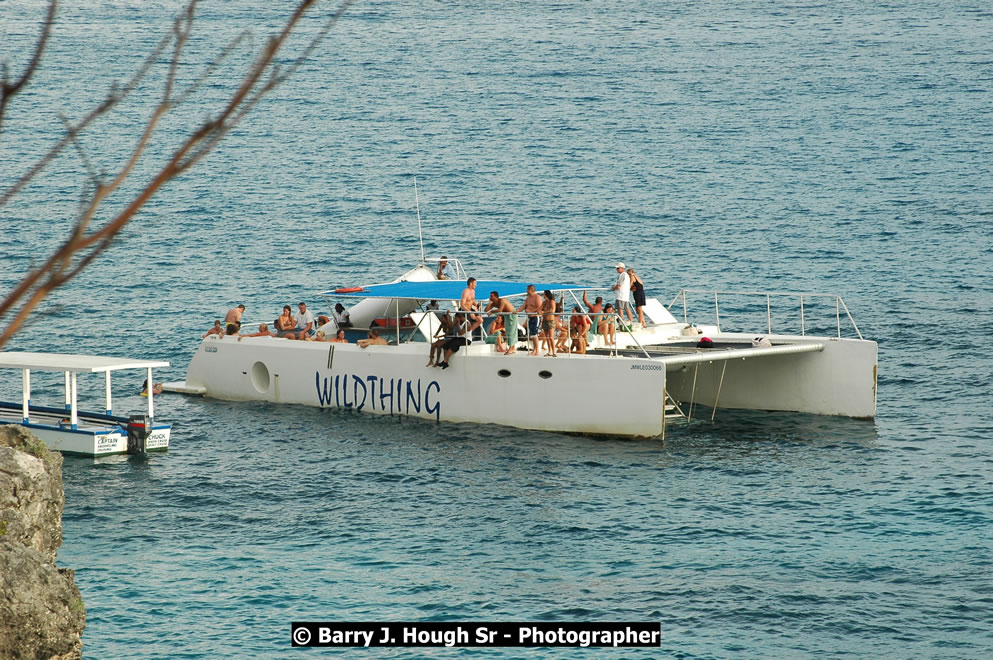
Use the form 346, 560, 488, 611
334, 286, 363, 293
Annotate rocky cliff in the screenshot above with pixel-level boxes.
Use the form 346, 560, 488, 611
0, 426, 86, 660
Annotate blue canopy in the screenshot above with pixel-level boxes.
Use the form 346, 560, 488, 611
323, 280, 595, 301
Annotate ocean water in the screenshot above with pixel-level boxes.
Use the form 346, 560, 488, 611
2, 0, 993, 657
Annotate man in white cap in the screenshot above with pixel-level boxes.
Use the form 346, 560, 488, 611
611, 262, 633, 328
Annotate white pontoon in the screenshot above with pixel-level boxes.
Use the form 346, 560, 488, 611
0, 352, 172, 456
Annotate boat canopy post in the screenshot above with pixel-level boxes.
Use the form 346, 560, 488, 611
711, 361, 728, 422
687, 364, 699, 425
22, 368, 30, 423
70, 372, 78, 429
64, 371, 70, 411
105, 371, 113, 416
146, 367, 154, 420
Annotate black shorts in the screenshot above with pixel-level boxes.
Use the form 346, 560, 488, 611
444, 337, 469, 353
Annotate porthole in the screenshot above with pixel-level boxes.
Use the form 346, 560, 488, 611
538, 370, 552, 379
250, 361, 271, 393
497, 369, 511, 378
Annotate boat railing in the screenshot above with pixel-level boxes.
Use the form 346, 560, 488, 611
666, 289, 864, 340
463, 309, 650, 358
422, 256, 468, 281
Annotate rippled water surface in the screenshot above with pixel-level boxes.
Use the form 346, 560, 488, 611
2, 1, 992, 657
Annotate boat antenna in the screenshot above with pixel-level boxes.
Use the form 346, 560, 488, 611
414, 176, 425, 265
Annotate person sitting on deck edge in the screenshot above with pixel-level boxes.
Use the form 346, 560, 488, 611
294, 302, 315, 340
437, 257, 456, 280
203, 320, 223, 338
332, 303, 352, 328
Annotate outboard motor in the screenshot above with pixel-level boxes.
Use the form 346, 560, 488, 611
127, 414, 151, 454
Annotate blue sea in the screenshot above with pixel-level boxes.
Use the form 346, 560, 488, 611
2, 1, 993, 657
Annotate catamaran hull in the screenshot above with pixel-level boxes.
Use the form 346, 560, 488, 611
178, 337, 669, 438
0, 419, 171, 457
663, 337, 877, 419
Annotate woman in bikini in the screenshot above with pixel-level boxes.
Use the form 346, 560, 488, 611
540, 290, 557, 356
628, 268, 647, 328
276, 305, 296, 338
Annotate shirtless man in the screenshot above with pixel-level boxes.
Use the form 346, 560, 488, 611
485, 291, 519, 354
459, 277, 482, 334
239, 323, 274, 341
203, 320, 223, 338
224, 304, 245, 335
516, 284, 543, 356
427, 311, 454, 367
358, 329, 388, 348
582, 291, 608, 337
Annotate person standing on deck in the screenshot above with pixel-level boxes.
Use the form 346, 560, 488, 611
459, 277, 482, 334
485, 291, 519, 354
628, 268, 647, 328
540, 289, 558, 356
611, 263, 634, 327
224, 304, 245, 335
517, 284, 543, 356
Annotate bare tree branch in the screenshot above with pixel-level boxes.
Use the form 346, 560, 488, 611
0, 0, 354, 350
0, 0, 58, 135
0, 20, 177, 207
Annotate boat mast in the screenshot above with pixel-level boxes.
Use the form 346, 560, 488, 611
414, 176, 425, 266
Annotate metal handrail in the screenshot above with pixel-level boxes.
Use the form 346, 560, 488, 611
666, 288, 864, 340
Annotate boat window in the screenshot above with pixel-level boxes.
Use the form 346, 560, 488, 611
538, 370, 552, 379
497, 369, 511, 378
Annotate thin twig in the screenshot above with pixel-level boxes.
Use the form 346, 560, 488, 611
0, 0, 58, 135
0, 0, 352, 350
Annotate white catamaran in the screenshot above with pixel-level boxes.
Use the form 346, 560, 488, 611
163, 260, 876, 439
